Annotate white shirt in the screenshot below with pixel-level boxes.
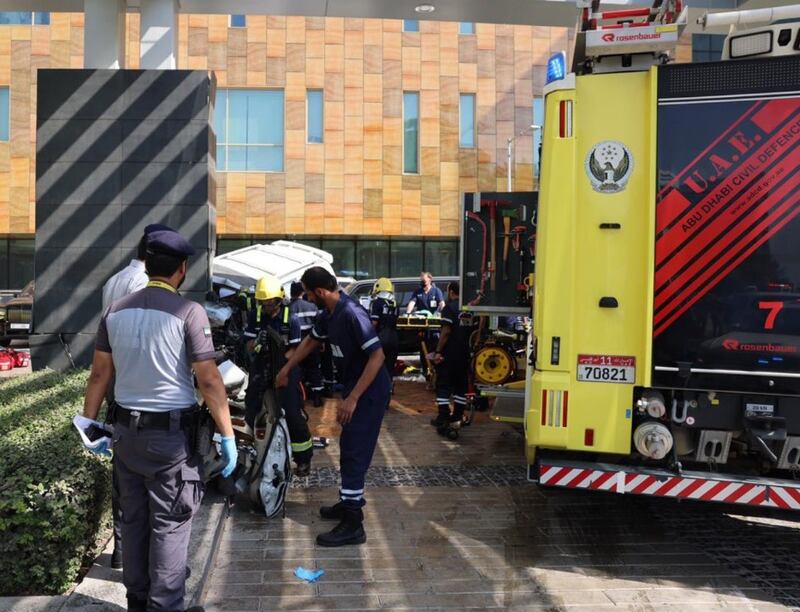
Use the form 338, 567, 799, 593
102, 259, 148, 311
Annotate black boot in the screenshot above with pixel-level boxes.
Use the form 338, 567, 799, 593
110, 538, 122, 570
316, 508, 366, 547
126, 595, 147, 612
319, 500, 347, 520
430, 413, 449, 427
312, 390, 323, 408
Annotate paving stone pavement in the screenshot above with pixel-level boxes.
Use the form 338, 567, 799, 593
204, 381, 800, 611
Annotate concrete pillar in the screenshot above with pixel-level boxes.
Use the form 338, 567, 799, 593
83, 0, 126, 69
140, 0, 179, 69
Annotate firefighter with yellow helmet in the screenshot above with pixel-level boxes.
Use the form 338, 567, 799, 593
369, 278, 399, 389
243, 275, 313, 475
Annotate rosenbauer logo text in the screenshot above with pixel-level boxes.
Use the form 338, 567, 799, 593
722, 339, 798, 353
600, 32, 664, 43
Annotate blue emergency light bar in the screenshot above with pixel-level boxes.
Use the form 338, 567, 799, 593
546, 51, 567, 85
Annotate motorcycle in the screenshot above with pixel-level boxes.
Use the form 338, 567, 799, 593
197, 293, 293, 518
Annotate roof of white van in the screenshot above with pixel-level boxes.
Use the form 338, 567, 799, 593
212, 240, 335, 290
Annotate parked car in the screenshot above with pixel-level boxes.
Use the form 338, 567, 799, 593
212, 241, 336, 294
0, 281, 33, 346
344, 276, 458, 355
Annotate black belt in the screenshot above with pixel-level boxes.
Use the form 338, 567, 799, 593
114, 405, 198, 430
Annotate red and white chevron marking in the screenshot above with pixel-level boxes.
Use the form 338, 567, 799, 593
539, 464, 800, 510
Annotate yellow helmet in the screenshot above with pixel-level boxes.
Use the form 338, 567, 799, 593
372, 277, 394, 295
255, 275, 284, 301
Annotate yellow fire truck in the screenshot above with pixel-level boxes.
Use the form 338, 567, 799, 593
527, 0, 800, 510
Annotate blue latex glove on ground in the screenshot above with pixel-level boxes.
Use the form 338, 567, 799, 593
220, 436, 237, 478
294, 567, 324, 583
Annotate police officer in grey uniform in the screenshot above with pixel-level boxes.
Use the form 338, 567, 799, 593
82, 229, 237, 612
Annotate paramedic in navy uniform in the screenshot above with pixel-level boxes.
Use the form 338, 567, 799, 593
277, 266, 390, 547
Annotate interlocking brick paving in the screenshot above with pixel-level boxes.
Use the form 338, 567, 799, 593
204, 380, 799, 611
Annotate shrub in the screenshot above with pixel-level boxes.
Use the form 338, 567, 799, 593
0, 369, 112, 595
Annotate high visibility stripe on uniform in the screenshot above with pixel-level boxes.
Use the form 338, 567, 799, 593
256, 304, 262, 323
362, 337, 379, 350
283, 307, 289, 324
440, 317, 454, 324
291, 439, 313, 452
311, 329, 327, 340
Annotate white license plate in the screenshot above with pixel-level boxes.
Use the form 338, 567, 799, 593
577, 355, 636, 384
746, 403, 774, 415
9, 323, 29, 330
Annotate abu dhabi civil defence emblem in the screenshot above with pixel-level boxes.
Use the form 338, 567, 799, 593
585, 140, 633, 193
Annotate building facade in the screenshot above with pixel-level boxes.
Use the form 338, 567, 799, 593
0, 11, 714, 286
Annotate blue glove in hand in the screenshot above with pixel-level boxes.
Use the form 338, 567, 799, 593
89, 439, 112, 457
220, 436, 238, 478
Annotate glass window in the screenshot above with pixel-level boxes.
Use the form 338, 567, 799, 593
9, 239, 33, 290
459, 22, 475, 34
307, 90, 323, 144
34, 12, 49, 25
230, 14, 246, 28
216, 238, 251, 254
357, 240, 389, 279
0, 12, 32, 25
322, 239, 356, 278
391, 240, 423, 278
403, 92, 419, 174
0, 88, 9, 142
424, 240, 459, 277
0, 238, 7, 289
214, 89, 284, 172
459, 94, 475, 148
290, 237, 323, 249
403, 19, 419, 32
533, 97, 545, 177
692, 33, 726, 63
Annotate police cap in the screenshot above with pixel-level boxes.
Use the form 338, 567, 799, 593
146, 229, 196, 258
144, 223, 175, 235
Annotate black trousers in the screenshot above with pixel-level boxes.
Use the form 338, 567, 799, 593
320, 342, 337, 388
435, 356, 469, 421
378, 327, 399, 380
300, 346, 324, 393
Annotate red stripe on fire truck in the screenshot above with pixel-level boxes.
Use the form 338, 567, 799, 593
538, 463, 800, 510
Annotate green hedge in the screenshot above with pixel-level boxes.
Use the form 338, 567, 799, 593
0, 369, 112, 595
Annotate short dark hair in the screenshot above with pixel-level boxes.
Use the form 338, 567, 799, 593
301, 266, 337, 292
290, 281, 304, 298
137, 235, 148, 260
146, 252, 185, 278
447, 281, 460, 296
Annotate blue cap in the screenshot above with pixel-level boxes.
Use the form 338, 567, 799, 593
144, 223, 174, 235
146, 229, 196, 258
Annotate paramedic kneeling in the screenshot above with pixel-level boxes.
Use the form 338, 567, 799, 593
276, 266, 390, 547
